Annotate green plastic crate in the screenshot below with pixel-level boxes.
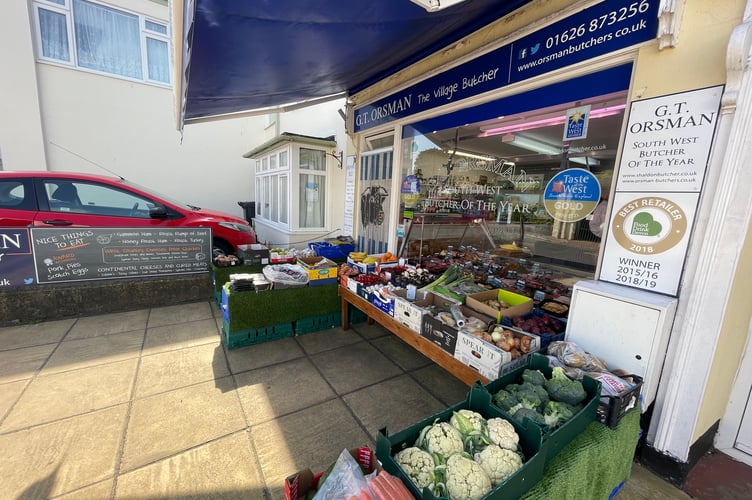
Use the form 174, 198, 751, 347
295, 312, 342, 334
221, 320, 294, 349
376, 383, 545, 499
483, 352, 601, 462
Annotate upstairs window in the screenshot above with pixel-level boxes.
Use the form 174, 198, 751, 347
33, 0, 171, 85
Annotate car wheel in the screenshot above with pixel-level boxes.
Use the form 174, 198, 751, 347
212, 239, 233, 257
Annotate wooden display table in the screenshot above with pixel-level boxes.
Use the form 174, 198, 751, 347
339, 285, 489, 386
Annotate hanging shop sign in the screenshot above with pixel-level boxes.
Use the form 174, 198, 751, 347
599, 86, 723, 296
0, 228, 35, 287
343, 155, 357, 237
353, 0, 659, 132
543, 168, 601, 222
31, 227, 211, 284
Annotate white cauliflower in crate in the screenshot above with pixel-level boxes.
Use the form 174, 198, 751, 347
415, 420, 464, 459
474, 444, 523, 486
445, 454, 493, 500
394, 446, 436, 492
486, 417, 520, 451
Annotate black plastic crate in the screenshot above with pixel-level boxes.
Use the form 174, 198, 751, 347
598, 374, 643, 429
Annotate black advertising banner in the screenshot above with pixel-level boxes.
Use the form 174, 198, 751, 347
31, 227, 211, 284
0, 228, 36, 287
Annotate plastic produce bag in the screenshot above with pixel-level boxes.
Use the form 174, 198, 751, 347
547, 341, 609, 371
313, 449, 372, 500
262, 264, 309, 286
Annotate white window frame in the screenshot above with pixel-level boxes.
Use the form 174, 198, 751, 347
254, 143, 329, 232
32, 0, 171, 86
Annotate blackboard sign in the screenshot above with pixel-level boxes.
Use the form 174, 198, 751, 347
31, 227, 211, 284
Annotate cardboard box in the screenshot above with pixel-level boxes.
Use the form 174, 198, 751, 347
347, 255, 375, 274
453, 327, 540, 380
285, 447, 379, 500
392, 289, 429, 333
419, 293, 494, 356
465, 288, 534, 322
297, 256, 338, 282
237, 244, 269, 265
370, 289, 396, 316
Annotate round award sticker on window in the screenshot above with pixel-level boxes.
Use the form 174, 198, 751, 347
543, 168, 600, 222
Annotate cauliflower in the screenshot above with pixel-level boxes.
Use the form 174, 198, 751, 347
445, 454, 492, 500
415, 421, 464, 459
450, 409, 486, 435
394, 447, 436, 491
486, 417, 519, 451
474, 444, 523, 486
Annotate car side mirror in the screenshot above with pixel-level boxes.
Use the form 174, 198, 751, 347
149, 205, 168, 219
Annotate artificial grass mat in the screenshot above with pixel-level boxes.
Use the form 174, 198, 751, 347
224, 282, 342, 330
522, 407, 641, 499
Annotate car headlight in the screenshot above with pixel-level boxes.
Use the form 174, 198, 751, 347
218, 222, 254, 233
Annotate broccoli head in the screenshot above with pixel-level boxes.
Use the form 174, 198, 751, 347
515, 383, 549, 412
492, 389, 519, 412
521, 369, 546, 386
512, 407, 546, 426
545, 367, 587, 406
542, 400, 582, 428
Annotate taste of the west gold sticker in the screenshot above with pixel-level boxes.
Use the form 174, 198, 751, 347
611, 196, 687, 255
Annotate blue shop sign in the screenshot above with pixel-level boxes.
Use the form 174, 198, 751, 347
0, 228, 35, 287
354, 0, 659, 132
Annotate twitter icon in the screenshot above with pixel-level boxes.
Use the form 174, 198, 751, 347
24, 278, 34, 285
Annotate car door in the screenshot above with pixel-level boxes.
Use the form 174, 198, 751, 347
0, 177, 39, 226
33, 178, 184, 228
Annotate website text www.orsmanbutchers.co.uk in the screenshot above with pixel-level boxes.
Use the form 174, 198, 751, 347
516, 1, 651, 73
618, 171, 698, 184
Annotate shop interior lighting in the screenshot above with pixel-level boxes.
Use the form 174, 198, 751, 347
409, 0, 467, 12
478, 104, 627, 137
446, 149, 497, 161
503, 134, 600, 166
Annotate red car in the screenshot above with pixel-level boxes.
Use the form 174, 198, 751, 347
0, 171, 256, 255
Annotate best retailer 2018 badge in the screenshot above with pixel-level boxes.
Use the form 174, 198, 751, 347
543, 168, 601, 222
611, 196, 687, 255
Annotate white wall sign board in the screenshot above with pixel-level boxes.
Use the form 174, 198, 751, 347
600, 86, 722, 296
615, 86, 722, 192
343, 155, 356, 237
600, 191, 699, 295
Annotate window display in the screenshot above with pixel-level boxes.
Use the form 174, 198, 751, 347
398, 91, 626, 274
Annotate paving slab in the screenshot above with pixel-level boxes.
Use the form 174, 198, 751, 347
121, 377, 245, 472
142, 318, 219, 355
351, 322, 392, 340
66, 309, 149, 340
0, 343, 57, 384
410, 363, 473, 406
0, 379, 28, 421
0, 318, 75, 350
310, 341, 402, 394
295, 326, 364, 355
369, 334, 434, 371
234, 357, 336, 424
135, 342, 230, 398
251, 398, 372, 500
224, 336, 305, 374
343, 373, 446, 441
147, 302, 213, 328
1, 358, 137, 432
0, 405, 126, 498
116, 431, 264, 499
41, 329, 145, 375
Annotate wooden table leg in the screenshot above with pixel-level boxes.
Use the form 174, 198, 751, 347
341, 294, 350, 330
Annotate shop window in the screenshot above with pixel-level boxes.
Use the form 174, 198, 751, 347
33, 0, 170, 85
399, 89, 627, 274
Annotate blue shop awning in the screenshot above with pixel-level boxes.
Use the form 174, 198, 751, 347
172, 0, 532, 126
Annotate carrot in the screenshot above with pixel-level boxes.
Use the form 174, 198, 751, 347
379, 471, 413, 500
368, 474, 392, 500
